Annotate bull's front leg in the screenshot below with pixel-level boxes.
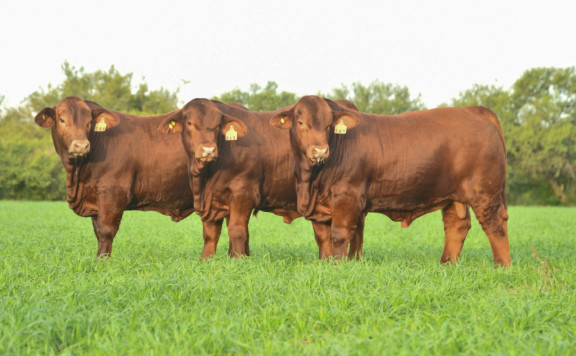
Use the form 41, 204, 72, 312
312, 221, 332, 259
91, 188, 127, 257
348, 213, 366, 259
227, 197, 254, 258
91, 211, 123, 258
201, 219, 224, 259
330, 189, 364, 259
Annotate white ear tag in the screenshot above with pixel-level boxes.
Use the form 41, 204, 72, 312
334, 119, 347, 134
225, 125, 237, 141
95, 118, 107, 132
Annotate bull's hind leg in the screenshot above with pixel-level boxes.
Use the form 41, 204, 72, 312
201, 219, 223, 259
472, 201, 510, 267
440, 202, 471, 264
348, 213, 366, 259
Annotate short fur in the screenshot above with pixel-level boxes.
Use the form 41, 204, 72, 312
271, 95, 510, 266
35, 97, 194, 257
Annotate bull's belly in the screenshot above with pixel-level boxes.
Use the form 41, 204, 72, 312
305, 191, 454, 225
128, 192, 195, 221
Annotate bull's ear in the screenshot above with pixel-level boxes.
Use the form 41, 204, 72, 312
221, 114, 248, 141
92, 108, 120, 132
270, 110, 293, 129
332, 111, 360, 134
34, 107, 56, 128
158, 111, 183, 134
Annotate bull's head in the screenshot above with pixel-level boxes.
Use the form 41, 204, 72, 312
158, 99, 248, 170
34, 96, 119, 159
270, 95, 359, 166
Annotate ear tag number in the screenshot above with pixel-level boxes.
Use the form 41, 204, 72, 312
225, 125, 238, 141
95, 118, 107, 132
169, 120, 176, 130
334, 119, 347, 134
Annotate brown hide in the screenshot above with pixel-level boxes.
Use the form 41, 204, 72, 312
159, 99, 363, 259
34, 97, 194, 257
159, 99, 301, 258
271, 95, 510, 266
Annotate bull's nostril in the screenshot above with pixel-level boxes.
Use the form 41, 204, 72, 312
314, 148, 328, 156
70, 140, 90, 154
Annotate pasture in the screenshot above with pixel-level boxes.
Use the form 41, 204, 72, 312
1, 201, 574, 355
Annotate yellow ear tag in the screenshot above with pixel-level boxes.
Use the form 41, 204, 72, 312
42, 114, 46, 120
95, 118, 107, 132
334, 119, 347, 134
280, 118, 285, 124
169, 120, 176, 130
225, 125, 238, 141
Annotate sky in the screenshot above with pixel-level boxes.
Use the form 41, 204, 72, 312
1, 0, 575, 109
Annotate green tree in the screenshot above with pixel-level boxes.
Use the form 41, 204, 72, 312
324, 80, 426, 114
22, 62, 179, 116
508, 67, 576, 204
213, 81, 298, 111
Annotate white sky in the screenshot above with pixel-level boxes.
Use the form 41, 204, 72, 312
1, 0, 575, 109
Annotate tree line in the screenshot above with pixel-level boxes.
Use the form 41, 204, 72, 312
1, 63, 574, 205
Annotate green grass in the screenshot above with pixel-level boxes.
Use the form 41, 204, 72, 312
1, 201, 575, 355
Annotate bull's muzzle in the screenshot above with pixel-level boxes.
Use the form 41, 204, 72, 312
69, 139, 90, 157
308, 145, 329, 165
196, 144, 218, 162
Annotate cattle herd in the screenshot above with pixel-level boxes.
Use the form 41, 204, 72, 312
35, 95, 510, 266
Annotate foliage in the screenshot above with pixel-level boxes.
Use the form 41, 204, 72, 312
324, 80, 427, 114
1, 201, 575, 354
213, 81, 298, 111
509, 68, 576, 204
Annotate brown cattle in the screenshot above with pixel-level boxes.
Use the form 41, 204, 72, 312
34, 97, 194, 257
159, 99, 364, 259
271, 95, 510, 266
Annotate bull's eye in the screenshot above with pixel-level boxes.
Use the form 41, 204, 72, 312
298, 120, 303, 126
59, 117, 65, 123
187, 121, 192, 126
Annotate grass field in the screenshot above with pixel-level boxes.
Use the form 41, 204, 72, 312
1, 201, 575, 355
